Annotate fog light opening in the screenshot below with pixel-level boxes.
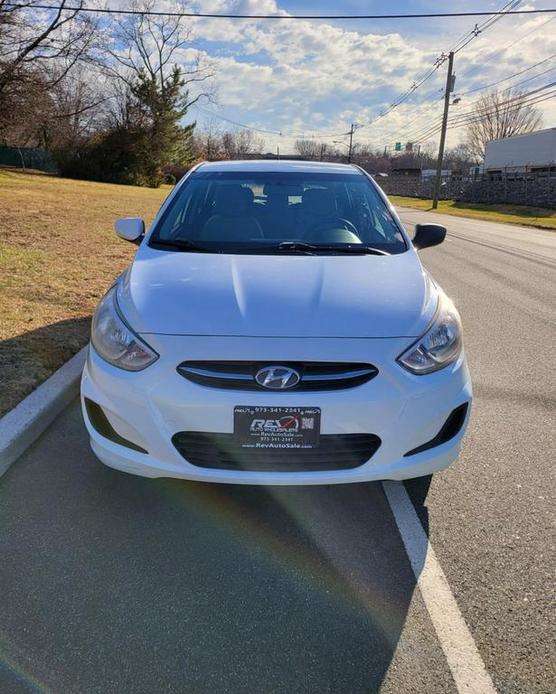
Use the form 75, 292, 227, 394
84, 398, 148, 454
404, 403, 469, 457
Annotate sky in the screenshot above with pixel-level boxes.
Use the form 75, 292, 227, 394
116, 0, 556, 154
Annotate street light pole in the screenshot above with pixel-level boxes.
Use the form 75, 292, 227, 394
348, 123, 355, 163
432, 51, 454, 209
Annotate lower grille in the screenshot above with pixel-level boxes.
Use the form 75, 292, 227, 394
177, 361, 378, 391
172, 432, 381, 472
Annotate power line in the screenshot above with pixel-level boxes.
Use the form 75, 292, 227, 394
5, 2, 556, 19
12, 1, 551, 144
410, 86, 556, 143
457, 55, 556, 96
414, 91, 556, 142
457, 15, 556, 81
359, 0, 522, 130
192, 105, 282, 136
192, 105, 351, 140
406, 82, 555, 143
450, 0, 522, 55
500, 64, 556, 92
402, 59, 556, 142
448, 81, 556, 124
195, 1, 550, 143
388, 12, 555, 146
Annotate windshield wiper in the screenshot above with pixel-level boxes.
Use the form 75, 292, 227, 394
260, 241, 390, 256
317, 244, 390, 256
277, 241, 318, 253
149, 238, 214, 253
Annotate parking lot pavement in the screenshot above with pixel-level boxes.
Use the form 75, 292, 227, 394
0, 401, 458, 694
0, 212, 554, 693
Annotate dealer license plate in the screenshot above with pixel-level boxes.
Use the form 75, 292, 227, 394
234, 406, 321, 449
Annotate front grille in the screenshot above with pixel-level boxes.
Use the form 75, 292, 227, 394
176, 361, 378, 391
172, 432, 381, 471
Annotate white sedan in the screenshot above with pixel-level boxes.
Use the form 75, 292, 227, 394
81, 160, 471, 485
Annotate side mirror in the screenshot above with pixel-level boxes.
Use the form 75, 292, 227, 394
412, 223, 446, 250
114, 218, 145, 245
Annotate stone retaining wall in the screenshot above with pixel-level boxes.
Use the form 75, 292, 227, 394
376, 175, 555, 208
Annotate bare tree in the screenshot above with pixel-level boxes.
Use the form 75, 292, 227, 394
44, 69, 108, 148
105, 0, 213, 110
0, 0, 97, 97
466, 88, 543, 160
96, 0, 215, 183
294, 139, 321, 159
443, 143, 476, 172
0, 0, 101, 156
221, 129, 264, 159
193, 121, 225, 160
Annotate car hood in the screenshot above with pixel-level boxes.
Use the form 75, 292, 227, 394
117, 247, 437, 338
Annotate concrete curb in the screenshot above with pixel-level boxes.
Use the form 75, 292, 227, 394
0, 346, 88, 477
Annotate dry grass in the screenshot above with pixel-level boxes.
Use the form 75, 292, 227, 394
389, 195, 556, 230
0, 169, 169, 417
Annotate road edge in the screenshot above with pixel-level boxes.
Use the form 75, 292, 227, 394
0, 346, 87, 477
391, 201, 555, 231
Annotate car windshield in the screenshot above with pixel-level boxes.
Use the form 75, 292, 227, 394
149, 170, 407, 254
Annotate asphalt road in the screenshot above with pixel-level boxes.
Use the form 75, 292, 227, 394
0, 210, 554, 694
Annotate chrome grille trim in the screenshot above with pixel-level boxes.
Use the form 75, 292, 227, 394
302, 368, 376, 381
178, 366, 253, 381
176, 361, 378, 391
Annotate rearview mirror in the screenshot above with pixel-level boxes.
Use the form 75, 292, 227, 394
114, 218, 145, 245
412, 223, 446, 250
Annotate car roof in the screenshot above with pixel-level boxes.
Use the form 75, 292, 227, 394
196, 159, 362, 174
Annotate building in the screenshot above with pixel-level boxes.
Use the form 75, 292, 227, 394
484, 127, 556, 178
421, 169, 451, 180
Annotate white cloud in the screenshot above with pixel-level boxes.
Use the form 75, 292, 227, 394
134, 0, 556, 152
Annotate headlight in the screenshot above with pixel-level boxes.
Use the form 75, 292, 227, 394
397, 297, 462, 375
91, 286, 158, 371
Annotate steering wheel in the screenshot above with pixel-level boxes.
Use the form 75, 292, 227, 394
305, 217, 360, 242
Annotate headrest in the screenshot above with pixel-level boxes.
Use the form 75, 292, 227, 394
302, 187, 337, 216
263, 183, 303, 200
213, 185, 254, 215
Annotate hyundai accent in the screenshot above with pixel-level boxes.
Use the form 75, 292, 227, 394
81, 160, 472, 484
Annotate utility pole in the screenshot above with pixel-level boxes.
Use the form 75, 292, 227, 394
348, 123, 355, 163
432, 51, 454, 209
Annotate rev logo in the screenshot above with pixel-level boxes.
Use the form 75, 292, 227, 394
250, 415, 300, 433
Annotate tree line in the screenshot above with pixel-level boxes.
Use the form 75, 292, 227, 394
0, 0, 213, 187
292, 84, 543, 176
0, 1, 543, 187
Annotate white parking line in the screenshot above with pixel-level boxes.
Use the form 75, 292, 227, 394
383, 481, 497, 694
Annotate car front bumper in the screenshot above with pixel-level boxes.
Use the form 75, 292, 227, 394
81, 334, 472, 485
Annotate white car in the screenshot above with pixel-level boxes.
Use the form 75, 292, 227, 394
81, 160, 471, 485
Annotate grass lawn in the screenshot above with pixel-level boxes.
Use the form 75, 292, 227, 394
389, 196, 556, 230
0, 169, 169, 417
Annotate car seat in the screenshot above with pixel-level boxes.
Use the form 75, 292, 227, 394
201, 185, 264, 241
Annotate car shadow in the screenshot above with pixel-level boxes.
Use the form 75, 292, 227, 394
403, 474, 433, 535
0, 317, 90, 417
0, 400, 437, 694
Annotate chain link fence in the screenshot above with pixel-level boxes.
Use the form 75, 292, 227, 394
0, 146, 58, 173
